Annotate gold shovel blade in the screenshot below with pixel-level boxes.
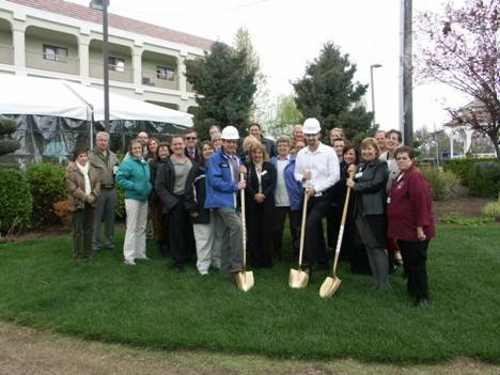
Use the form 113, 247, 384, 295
288, 268, 309, 289
235, 271, 254, 292
319, 276, 342, 298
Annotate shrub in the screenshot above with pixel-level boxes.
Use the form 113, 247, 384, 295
444, 158, 497, 187
27, 162, 66, 226
0, 168, 32, 234
481, 200, 500, 218
467, 162, 500, 198
115, 184, 126, 220
421, 167, 459, 201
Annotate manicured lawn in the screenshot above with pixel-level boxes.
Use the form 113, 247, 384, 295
0, 224, 499, 363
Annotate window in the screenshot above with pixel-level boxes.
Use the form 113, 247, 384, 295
156, 66, 176, 81
43, 45, 68, 62
108, 56, 125, 72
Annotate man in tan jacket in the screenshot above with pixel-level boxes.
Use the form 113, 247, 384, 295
89, 131, 119, 252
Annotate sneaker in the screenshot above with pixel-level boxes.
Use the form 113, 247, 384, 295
136, 256, 150, 261
124, 259, 136, 266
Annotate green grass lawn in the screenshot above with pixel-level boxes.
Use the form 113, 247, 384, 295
0, 224, 499, 364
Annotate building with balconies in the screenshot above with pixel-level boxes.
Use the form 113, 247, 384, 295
0, 0, 212, 113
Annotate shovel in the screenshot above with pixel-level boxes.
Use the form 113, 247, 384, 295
288, 192, 310, 288
235, 172, 254, 292
319, 186, 352, 298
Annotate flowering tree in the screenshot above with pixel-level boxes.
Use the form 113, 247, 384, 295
417, 0, 500, 158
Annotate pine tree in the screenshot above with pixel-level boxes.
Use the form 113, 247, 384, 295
293, 42, 375, 144
185, 41, 257, 137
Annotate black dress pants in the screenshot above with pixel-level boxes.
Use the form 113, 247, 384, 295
168, 196, 194, 267
272, 206, 299, 261
303, 195, 330, 268
398, 240, 430, 301
247, 203, 273, 268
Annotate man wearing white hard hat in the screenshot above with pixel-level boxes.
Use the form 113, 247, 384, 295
294, 118, 340, 274
205, 125, 247, 275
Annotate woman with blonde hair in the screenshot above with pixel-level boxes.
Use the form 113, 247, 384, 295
245, 142, 277, 268
347, 137, 389, 289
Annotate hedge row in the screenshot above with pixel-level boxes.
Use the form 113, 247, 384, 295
444, 158, 500, 198
0, 162, 126, 235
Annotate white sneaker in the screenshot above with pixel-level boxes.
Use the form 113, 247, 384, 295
124, 259, 136, 266
137, 256, 150, 261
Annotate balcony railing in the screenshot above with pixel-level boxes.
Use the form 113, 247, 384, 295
26, 49, 79, 75
90, 61, 134, 83
0, 44, 14, 65
141, 68, 179, 90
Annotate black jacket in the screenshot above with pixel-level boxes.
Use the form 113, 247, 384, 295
261, 137, 277, 158
352, 159, 388, 216
245, 160, 277, 209
155, 158, 197, 215
184, 164, 210, 224
329, 160, 348, 208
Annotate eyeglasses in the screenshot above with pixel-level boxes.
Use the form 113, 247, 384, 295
186, 137, 197, 140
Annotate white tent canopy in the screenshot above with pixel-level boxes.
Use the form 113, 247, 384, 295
0, 74, 193, 127
0, 75, 90, 120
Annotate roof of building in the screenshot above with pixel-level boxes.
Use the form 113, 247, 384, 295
6, 0, 214, 51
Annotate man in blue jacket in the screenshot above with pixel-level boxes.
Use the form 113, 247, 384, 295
205, 125, 246, 275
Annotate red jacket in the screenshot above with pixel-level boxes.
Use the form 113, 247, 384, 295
387, 166, 435, 242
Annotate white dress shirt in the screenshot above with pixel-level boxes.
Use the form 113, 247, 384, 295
294, 142, 340, 195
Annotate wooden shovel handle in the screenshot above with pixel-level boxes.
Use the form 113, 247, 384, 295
240, 172, 247, 270
332, 177, 354, 276
298, 191, 309, 268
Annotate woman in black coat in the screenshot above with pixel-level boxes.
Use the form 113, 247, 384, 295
245, 142, 277, 268
347, 137, 389, 289
156, 135, 197, 272
149, 142, 170, 256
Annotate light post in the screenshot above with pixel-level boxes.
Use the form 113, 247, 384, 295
370, 64, 382, 126
89, 0, 110, 130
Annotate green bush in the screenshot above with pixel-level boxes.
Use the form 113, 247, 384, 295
0, 168, 32, 234
115, 184, 126, 220
444, 158, 497, 187
421, 167, 459, 201
26, 162, 66, 226
481, 200, 500, 218
467, 162, 500, 198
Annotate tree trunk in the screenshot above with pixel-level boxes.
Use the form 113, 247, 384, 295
487, 131, 500, 160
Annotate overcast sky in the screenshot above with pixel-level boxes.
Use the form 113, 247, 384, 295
71, 0, 468, 131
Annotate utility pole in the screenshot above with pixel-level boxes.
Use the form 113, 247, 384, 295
370, 64, 382, 126
90, 0, 110, 130
400, 0, 413, 145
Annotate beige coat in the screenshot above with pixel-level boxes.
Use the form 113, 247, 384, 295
65, 162, 101, 212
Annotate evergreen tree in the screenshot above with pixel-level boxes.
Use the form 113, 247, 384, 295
185, 41, 257, 137
293, 42, 375, 144
0, 119, 20, 157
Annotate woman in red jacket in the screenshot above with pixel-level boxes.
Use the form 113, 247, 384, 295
387, 146, 435, 306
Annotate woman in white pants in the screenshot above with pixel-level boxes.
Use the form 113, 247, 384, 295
186, 141, 216, 275
116, 139, 152, 265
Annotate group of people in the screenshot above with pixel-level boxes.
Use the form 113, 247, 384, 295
65, 119, 435, 306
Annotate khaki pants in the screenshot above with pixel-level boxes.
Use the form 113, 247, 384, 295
123, 199, 148, 262
193, 215, 215, 274
212, 208, 243, 273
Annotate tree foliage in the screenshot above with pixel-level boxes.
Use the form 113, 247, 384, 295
417, 0, 500, 158
268, 95, 303, 137
0, 119, 20, 157
293, 42, 374, 144
185, 41, 257, 137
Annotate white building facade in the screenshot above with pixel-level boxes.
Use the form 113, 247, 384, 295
0, 0, 211, 113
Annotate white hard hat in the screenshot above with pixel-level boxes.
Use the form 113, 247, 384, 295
303, 118, 321, 135
221, 125, 240, 140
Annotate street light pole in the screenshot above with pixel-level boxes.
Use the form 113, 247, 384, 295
370, 64, 382, 126
90, 0, 110, 130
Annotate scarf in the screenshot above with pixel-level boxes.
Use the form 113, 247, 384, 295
76, 162, 91, 195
